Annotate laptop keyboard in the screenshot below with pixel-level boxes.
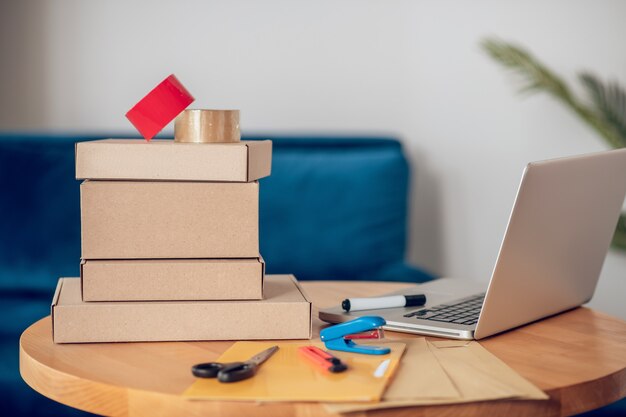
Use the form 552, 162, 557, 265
403, 293, 485, 326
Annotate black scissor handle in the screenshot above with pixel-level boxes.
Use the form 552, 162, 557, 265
217, 362, 257, 383
192, 362, 228, 378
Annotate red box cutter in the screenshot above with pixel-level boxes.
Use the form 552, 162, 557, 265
298, 346, 348, 373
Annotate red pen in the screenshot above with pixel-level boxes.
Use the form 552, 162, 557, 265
298, 346, 348, 373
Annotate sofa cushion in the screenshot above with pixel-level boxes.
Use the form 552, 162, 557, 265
257, 137, 432, 282
0, 136, 81, 293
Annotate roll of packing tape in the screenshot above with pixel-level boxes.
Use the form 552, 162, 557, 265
174, 109, 240, 143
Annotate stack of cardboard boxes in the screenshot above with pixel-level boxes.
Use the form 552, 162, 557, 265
51, 139, 312, 343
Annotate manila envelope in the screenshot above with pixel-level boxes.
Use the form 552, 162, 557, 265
326, 339, 547, 414
184, 341, 406, 403
427, 340, 548, 401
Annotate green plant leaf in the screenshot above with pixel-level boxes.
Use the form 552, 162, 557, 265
481, 38, 624, 150
482, 38, 626, 251
579, 73, 626, 148
612, 214, 626, 250
481, 39, 571, 99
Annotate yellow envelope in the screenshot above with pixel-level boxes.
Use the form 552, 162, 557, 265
183, 341, 406, 402
326, 339, 547, 413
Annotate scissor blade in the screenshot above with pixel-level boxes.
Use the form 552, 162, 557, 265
247, 346, 279, 366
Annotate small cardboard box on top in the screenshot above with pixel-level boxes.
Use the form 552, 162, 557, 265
52, 275, 312, 343
81, 258, 265, 301
76, 139, 272, 182
80, 180, 259, 259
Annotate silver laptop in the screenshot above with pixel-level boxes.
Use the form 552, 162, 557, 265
319, 148, 626, 339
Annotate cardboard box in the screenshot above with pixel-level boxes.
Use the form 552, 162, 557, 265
76, 139, 272, 182
81, 180, 259, 259
52, 275, 312, 343
81, 258, 265, 301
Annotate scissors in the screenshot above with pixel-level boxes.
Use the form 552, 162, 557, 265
191, 346, 279, 383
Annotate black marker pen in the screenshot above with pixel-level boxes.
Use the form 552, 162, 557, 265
341, 294, 426, 312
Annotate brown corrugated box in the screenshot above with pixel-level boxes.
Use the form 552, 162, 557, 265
81, 258, 265, 301
52, 275, 312, 343
75, 139, 272, 182
81, 180, 259, 259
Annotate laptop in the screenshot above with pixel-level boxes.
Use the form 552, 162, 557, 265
319, 148, 626, 339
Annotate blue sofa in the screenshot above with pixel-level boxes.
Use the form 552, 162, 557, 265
0, 133, 433, 416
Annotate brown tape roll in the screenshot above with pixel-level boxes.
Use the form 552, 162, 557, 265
174, 109, 240, 143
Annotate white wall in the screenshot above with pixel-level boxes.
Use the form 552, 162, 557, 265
2, 0, 626, 318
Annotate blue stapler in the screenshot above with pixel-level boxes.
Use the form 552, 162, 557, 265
320, 316, 391, 355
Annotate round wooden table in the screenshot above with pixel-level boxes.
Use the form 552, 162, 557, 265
20, 281, 626, 417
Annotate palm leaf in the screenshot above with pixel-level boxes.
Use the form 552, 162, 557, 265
482, 38, 626, 251
614, 214, 626, 250
579, 73, 626, 148
481, 38, 624, 150
481, 39, 571, 98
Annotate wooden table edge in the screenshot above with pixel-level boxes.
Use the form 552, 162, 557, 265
19, 314, 626, 417
20, 319, 127, 416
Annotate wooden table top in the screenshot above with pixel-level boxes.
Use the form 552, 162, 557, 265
19, 281, 626, 417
